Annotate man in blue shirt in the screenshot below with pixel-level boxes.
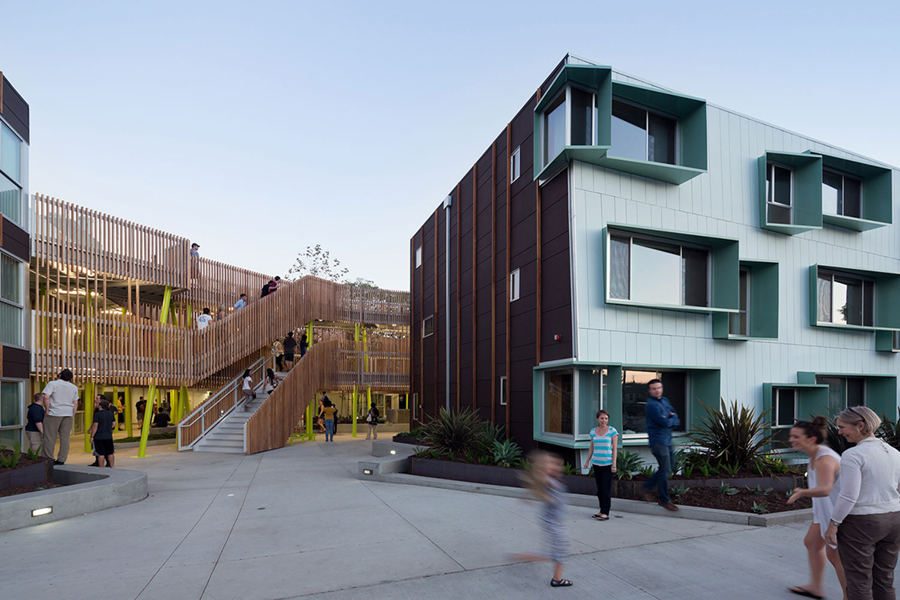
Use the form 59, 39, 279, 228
642, 378, 681, 511
234, 293, 247, 311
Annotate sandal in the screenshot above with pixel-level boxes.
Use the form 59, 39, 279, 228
787, 587, 824, 599
551, 579, 573, 587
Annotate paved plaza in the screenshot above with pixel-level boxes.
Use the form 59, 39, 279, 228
1, 436, 853, 600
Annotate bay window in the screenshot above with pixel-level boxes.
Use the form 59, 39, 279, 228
823, 169, 862, 219
609, 100, 676, 165
816, 270, 874, 327
608, 234, 708, 308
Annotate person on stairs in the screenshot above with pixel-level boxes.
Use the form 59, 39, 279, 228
241, 369, 254, 412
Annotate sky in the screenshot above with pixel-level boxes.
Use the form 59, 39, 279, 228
2, 1, 898, 291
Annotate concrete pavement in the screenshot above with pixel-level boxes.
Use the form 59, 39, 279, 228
0, 435, 851, 600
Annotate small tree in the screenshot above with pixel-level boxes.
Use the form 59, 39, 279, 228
287, 244, 350, 282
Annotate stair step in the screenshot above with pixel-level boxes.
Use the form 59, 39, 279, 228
206, 433, 244, 441
194, 445, 244, 454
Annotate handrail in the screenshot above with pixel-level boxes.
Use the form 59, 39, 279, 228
177, 353, 273, 450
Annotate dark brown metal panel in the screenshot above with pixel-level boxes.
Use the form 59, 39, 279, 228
471, 163, 478, 413
1, 217, 29, 261
505, 124, 511, 437
0, 75, 30, 144
433, 209, 440, 417
455, 182, 461, 412
1, 345, 29, 379
491, 140, 497, 423
540, 169, 573, 363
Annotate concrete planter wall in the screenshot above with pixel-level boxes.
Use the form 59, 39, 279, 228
409, 458, 804, 498
0, 458, 53, 492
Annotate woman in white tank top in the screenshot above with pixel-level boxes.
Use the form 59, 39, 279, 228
786, 416, 847, 600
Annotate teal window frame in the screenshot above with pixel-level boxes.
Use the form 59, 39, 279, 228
758, 151, 823, 235
712, 260, 779, 340
532, 361, 719, 450
809, 151, 893, 232
604, 223, 739, 316
762, 383, 829, 448
875, 330, 900, 354
533, 63, 707, 185
808, 264, 900, 332
797, 372, 897, 422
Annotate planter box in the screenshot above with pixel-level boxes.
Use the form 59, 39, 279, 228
409, 458, 804, 499
392, 435, 427, 446
0, 458, 54, 492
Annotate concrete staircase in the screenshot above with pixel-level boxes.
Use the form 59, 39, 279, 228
192, 379, 277, 453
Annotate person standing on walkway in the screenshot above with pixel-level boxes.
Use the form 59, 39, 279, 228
264, 368, 281, 393
583, 409, 618, 521
90, 400, 116, 468
299, 332, 309, 359
41, 369, 79, 465
512, 451, 572, 587
136, 396, 147, 428
283, 332, 297, 371
642, 378, 680, 511
197, 308, 213, 330
272, 338, 284, 371
321, 399, 337, 442
216, 304, 226, 321
234, 293, 247, 311
261, 280, 273, 298
787, 416, 847, 600
826, 406, 900, 600
269, 276, 281, 295
190, 243, 200, 258
241, 369, 254, 412
25, 393, 47, 452
89, 394, 104, 467
366, 404, 379, 440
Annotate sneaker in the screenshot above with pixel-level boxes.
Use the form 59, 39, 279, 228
53, 460, 65, 466
659, 501, 680, 511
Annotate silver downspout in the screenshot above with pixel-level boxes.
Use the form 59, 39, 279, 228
443, 194, 452, 411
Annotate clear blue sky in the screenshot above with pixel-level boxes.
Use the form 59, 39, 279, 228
3, 1, 898, 291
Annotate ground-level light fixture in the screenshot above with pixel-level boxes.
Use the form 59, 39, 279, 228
363, 469, 373, 475
32, 507, 53, 517
390, 450, 396, 455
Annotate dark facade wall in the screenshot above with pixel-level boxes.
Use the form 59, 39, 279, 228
1, 75, 30, 143
1, 345, 29, 379
410, 78, 574, 451
1, 216, 29, 261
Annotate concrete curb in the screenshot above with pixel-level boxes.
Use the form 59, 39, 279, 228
0, 465, 148, 533
360, 459, 812, 527
112, 438, 175, 450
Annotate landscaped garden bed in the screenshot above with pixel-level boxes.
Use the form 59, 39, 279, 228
0, 444, 54, 494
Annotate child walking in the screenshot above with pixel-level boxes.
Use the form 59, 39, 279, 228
513, 450, 572, 587
583, 409, 618, 520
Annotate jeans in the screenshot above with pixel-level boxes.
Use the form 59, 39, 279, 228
325, 419, 334, 441
643, 443, 675, 504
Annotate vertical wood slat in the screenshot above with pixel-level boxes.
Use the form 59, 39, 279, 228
433, 209, 439, 417
535, 86, 542, 366
491, 140, 497, 424
472, 162, 477, 413
505, 123, 512, 437
455, 181, 461, 412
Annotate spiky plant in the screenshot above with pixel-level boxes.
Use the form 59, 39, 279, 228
689, 399, 777, 472
421, 407, 487, 457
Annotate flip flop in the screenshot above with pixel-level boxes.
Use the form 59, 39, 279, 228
788, 586, 824, 599
591, 513, 604, 519
551, 579, 573, 587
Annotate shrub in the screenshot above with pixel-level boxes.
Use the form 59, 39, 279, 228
670, 484, 690, 501
826, 416, 855, 455
751, 501, 769, 515
0, 442, 22, 469
878, 411, 900, 452
25, 444, 42, 461
421, 408, 486, 457
615, 450, 643, 479
717, 482, 739, 496
638, 465, 656, 478
689, 399, 777, 473
492, 439, 523, 468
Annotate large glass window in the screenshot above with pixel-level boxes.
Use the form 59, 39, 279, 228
621, 369, 686, 435
1, 253, 21, 303
0, 301, 22, 346
569, 88, 595, 146
609, 233, 709, 308
0, 123, 20, 182
543, 93, 566, 167
817, 270, 874, 327
823, 169, 862, 218
609, 100, 676, 165
766, 163, 793, 225
0, 171, 22, 226
510, 146, 521, 182
543, 369, 574, 435
729, 268, 749, 336
0, 382, 21, 428
817, 376, 865, 415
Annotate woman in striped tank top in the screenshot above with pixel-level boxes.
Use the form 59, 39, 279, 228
583, 409, 618, 521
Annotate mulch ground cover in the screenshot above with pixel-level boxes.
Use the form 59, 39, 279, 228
0, 482, 61, 499
0, 452, 47, 473
618, 484, 812, 514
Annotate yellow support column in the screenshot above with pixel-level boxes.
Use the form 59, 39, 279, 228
124, 387, 133, 438
352, 386, 358, 438
180, 386, 189, 420
137, 385, 157, 457
83, 382, 95, 453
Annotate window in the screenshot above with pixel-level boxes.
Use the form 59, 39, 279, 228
609, 100, 676, 165
0, 122, 20, 182
823, 169, 862, 219
772, 388, 797, 444
509, 268, 520, 302
729, 268, 750, 336
895, 331, 900, 351
415, 246, 422, 268
543, 369, 573, 435
621, 369, 686, 435
422, 315, 434, 338
766, 162, 793, 225
499, 376, 507, 406
510, 147, 521, 183
817, 270, 874, 327
608, 233, 708, 308
543, 93, 566, 168
817, 376, 865, 415
0, 171, 22, 227
1, 382, 22, 433
569, 87, 596, 146
0, 253, 23, 346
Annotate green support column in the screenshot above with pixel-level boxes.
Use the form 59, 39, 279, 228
83, 381, 95, 452
367, 387, 372, 411
137, 385, 157, 457
124, 387, 133, 438
352, 386, 358, 438
113, 386, 119, 433
180, 386, 189, 420
353, 323, 360, 438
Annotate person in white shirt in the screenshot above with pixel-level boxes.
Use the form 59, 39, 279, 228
197, 308, 213, 330
41, 369, 80, 465
233, 293, 247, 311
826, 406, 900, 600
241, 370, 253, 412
